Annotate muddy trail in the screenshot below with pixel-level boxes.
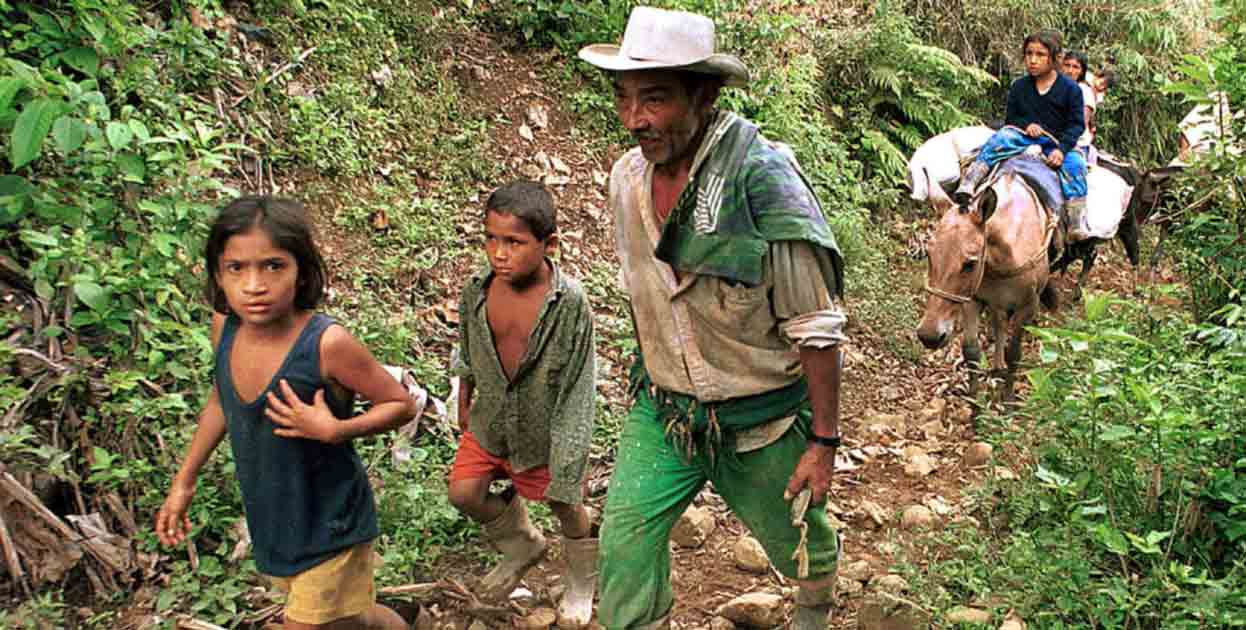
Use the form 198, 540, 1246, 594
295, 30, 1166, 630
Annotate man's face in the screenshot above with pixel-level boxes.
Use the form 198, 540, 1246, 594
1024, 41, 1055, 78
613, 70, 707, 167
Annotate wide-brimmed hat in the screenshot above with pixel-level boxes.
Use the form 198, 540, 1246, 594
577, 7, 749, 87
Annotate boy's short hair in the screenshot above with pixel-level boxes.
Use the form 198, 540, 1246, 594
485, 180, 557, 240
1024, 30, 1062, 61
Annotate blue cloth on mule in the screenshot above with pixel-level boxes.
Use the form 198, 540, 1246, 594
998, 154, 1065, 213
974, 126, 1087, 204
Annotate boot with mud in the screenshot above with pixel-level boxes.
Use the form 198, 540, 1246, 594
556, 536, 598, 628
1065, 196, 1090, 242
953, 160, 991, 208
790, 577, 836, 630
480, 494, 547, 601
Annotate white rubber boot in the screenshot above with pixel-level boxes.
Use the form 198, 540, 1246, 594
479, 496, 547, 601
556, 536, 598, 628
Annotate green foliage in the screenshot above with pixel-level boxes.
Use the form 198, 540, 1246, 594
907, 292, 1246, 627
819, 4, 997, 187
1159, 1, 1245, 321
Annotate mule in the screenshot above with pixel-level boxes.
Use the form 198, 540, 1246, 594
916, 166, 1058, 402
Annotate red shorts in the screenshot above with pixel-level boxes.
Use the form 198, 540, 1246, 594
449, 432, 551, 501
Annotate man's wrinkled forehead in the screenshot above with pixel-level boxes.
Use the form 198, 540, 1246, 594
611, 69, 686, 92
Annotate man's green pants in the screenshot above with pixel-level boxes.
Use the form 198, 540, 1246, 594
598, 389, 840, 629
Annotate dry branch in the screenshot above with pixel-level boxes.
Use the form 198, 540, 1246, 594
0, 507, 26, 588
0, 472, 79, 540
378, 582, 440, 598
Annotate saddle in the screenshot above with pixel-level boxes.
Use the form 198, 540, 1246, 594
959, 151, 1064, 217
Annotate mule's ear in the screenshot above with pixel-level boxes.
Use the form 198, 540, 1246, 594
976, 188, 998, 224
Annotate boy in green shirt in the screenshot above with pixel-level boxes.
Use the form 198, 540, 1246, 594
448, 181, 598, 628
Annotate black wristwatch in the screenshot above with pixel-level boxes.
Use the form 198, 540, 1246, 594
808, 434, 841, 448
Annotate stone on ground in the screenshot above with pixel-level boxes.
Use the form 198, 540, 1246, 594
716, 592, 786, 629
710, 616, 737, 630
999, 613, 1026, 630
858, 593, 929, 630
671, 505, 716, 548
945, 606, 992, 624
840, 559, 873, 582
516, 606, 558, 628
900, 505, 936, 530
858, 500, 890, 527
733, 536, 770, 574
871, 574, 909, 594
964, 442, 993, 468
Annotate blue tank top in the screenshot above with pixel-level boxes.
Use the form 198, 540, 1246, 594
215, 313, 379, 576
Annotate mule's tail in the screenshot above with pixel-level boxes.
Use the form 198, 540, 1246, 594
1040, 282, 1060, 311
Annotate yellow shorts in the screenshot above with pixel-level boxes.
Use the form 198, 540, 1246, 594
267, 542, 379, 625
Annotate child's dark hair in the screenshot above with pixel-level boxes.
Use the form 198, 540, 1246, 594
1024, 30, 1062, 61
204, 196, 327, 314
485, 180, 557, 240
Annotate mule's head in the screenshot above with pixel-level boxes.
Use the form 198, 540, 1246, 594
916, 176, 997, 350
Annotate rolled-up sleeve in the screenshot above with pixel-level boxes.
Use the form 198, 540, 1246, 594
771, 241, 848, 349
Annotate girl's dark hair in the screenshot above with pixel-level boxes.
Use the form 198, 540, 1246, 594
486, 181, 557, 240
1023, 31, 1062, 62
203, 196, 327, 314
1065, 50, 1090, 83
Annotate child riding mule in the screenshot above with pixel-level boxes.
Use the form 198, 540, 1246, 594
917, 162, 1058, 402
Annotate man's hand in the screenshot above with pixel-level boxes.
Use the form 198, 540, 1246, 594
785, 442, 836, 505
266, 380, 342, 444
154, 483, 194, 547
1025, 123, 1044, 138
1046, 148, 1065, 169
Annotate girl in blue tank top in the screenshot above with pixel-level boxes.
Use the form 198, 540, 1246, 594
155, 196, 415, 629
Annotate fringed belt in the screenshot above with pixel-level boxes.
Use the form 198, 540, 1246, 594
627, 358, 809, 463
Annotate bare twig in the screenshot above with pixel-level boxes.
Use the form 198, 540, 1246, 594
378, 582, 440, 598
0, 508, 27, 595
232, 46, 317, 107
12, 347, 71, 373
176, 616, 229, 630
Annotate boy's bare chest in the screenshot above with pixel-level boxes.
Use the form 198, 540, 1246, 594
486, 288, 545, 381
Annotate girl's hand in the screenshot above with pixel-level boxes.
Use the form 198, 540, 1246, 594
155, 484, 194, 547
1046, 148, 1065, 168
266, 379, 342, 444
1025, 123, 1043, 138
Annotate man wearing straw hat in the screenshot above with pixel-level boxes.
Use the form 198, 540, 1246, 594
579, 7, 847, 629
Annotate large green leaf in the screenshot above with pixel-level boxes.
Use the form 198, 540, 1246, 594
74, 281, 108, 312
52, 116, 87, 153
61, 47, 100, 77
9, 98, 61, 169
0, 77, 25, 114
106, 121, 133, 150
0, 175, 33, 196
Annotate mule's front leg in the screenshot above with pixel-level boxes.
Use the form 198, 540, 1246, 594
1002, 300, 1038, 403
961, 300, 983, 397
1074, 248, 1097, 302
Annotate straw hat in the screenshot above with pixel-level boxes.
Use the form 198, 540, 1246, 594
577, 7, 749, 87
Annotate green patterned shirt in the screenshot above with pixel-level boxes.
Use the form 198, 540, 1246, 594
452, 261, 596, 504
